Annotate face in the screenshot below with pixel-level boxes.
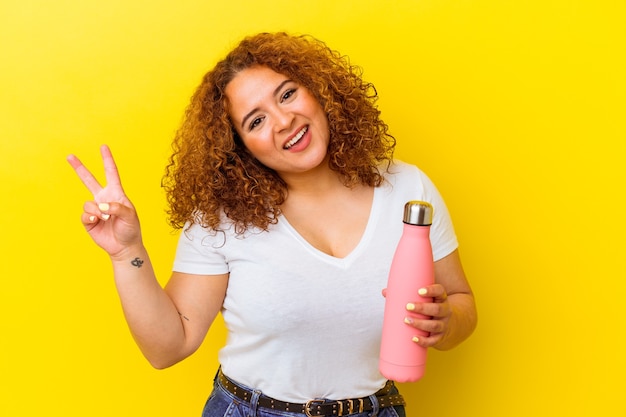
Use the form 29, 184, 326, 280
225, 66, 330, 179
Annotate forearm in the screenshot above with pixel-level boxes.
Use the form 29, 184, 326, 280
110, 245, 188, 368
434, 292, 477, 351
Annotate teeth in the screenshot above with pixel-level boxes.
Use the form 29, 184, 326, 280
284, 126, 308, 149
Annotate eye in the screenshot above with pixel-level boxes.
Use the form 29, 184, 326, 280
248, 116, 264, 131
280, 88, 297, 103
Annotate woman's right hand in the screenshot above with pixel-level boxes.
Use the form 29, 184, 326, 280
67, 145, 143, 260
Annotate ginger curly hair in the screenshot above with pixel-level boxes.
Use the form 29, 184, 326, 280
163, 32, 396, 233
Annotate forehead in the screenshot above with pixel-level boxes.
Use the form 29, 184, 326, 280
225, 66, 289, 104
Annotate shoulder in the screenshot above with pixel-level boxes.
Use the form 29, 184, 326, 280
383, 160, 432, 187
385, 159, 426, 176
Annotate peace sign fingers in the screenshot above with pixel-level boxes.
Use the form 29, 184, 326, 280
67, 145, 141, 256
67, 145, 127, 204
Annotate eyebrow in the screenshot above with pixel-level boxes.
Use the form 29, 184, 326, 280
240, 79, 294, 130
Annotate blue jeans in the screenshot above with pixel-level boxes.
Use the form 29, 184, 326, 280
201, 371, 406, 417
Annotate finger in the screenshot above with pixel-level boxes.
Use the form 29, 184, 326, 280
80, 201, 105, 230
67, 154, 104, 196
81, 212, 100, 228
404, 317, 448, 348
411, 332, 443, 348
100, 145, 123, 188
83, 201, 110, 221
406, 300, 449, 318
98, 201, 138, 225
402, 319, 435, 348
406, 316, 446, 334
417, 284, 447, 302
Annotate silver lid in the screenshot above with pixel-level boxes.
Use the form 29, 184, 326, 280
403, 201, 433, 225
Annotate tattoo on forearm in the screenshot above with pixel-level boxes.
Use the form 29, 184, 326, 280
131, 257, 144, 268
178, 311, 190, 321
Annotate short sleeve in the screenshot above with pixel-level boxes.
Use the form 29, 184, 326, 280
172, 222, 230, 275
416, 168, 459, 261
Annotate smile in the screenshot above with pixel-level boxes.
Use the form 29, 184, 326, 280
283, 126, 308, 149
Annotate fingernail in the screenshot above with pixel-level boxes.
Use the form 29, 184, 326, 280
412, 337, 420, 343
418, 288, 428, 296
101, 214, 111, 221
98, 203, 110, 211
89, 215, 96, 222
404, 317, 413, 324
406, 303, 415, 311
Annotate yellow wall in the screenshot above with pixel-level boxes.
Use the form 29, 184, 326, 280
1, 1, 624, 416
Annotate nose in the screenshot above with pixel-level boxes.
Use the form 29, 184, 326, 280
272, 107, 294, 132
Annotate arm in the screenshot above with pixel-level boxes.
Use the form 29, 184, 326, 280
112, 250, 228, 369
405, 249, 477, 350
67, 145, 227, 368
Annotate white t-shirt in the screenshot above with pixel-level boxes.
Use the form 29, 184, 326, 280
173, 161, 458, 402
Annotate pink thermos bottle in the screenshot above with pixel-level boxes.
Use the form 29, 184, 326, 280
379, 201, 434, 382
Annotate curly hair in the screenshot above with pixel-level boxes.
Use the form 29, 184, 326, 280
163, 32, 395, 233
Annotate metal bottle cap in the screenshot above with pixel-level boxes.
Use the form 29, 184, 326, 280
403, 201, 433, 226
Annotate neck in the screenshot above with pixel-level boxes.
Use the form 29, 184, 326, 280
278, 157, 345, 197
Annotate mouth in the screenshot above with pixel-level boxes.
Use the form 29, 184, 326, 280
283, 126, 308, 150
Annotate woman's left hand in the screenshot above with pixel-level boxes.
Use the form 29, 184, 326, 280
384, 249, 476, 350
403, 283, 451, 348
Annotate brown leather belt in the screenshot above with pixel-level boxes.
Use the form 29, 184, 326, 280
217, 369, 405, 416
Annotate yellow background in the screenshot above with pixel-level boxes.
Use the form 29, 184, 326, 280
1, 0, 624, 416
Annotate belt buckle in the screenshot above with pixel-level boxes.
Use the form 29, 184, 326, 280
305, 399, 325, 417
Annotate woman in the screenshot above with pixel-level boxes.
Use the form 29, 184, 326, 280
68, 32, 477, 417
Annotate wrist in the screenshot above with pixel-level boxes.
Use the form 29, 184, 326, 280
109, 243, 147, 266
433, 294, 477, 351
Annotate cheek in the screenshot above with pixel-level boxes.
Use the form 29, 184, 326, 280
240, 134, 273, 159
309, 100, 329, 129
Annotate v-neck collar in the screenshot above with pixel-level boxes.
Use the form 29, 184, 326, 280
278, 185, 382, 269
